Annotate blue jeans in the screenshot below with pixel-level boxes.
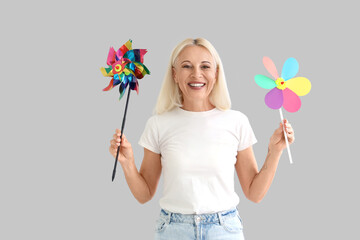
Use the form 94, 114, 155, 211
154, 207, 245, 240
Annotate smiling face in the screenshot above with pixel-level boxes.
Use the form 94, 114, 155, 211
172, 45, 218, 108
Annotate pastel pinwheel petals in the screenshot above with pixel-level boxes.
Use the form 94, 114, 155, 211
263, 56, 279, 79
257, 56, 311, 113
286, 77, 311, 96
255, 75, 276, 89
283, 88, 301, 112
265, 88, 283, 109
281, 58, 299, 80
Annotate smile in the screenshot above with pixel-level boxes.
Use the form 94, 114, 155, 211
188, 83, 205, 87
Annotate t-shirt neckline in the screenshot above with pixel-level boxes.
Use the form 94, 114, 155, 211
176, 106, 218, 116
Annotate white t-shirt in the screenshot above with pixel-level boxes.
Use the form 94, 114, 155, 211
138, 106, 257, 214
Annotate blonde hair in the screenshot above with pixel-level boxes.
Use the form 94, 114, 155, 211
153, 38, 231, 115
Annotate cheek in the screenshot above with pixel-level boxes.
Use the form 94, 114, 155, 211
177, 71, 190, 81
206, 72, 217, 83
206, 74, 217, 91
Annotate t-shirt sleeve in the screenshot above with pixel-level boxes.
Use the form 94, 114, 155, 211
237, 114, 257, 151
138, 115, 161, 154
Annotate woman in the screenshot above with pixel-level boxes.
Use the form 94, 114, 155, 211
109, 38, 294, 240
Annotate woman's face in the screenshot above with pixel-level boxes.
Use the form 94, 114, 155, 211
172, 45, 218, 104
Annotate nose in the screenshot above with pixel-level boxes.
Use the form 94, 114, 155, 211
191, 66, 202, 78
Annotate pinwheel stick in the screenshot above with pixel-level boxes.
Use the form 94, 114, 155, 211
112, 86, 132, 181
279, 108, 293, 164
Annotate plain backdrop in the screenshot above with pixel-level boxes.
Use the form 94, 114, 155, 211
1, 0, 359, 239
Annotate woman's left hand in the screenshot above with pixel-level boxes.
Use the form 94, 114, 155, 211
269, 119, 295, 152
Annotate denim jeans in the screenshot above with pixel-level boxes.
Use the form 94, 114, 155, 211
154, 207, 245, 240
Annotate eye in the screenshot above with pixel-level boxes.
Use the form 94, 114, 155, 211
201, 65, 211, 69
182, 65, 191, 69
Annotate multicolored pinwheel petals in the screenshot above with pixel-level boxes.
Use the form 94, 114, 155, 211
100, 39, 150, 100
116, 40, 132, 60
135, 63, 150, 78
124, 49, 148, 63
255, 56, 311, 112
103, 78, 114, 91
100, 66, 114, 77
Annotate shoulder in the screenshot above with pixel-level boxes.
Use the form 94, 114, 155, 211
146, 107, 177, 125
221, 109, 250, 121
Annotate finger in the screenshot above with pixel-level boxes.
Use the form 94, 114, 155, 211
276, 123, 283, 133
118, 135, 131, 148
113, 134, 125, 143
113, 133, 118, 140
110, 139, 120, 147
287, 134, 295, 143
285, 124, 292, 131
285, 127, 294, 137
120, 135, 131, 147
112, 135, 120, 143
286, 126, 294, 134
285, 126, 293, 133
115, 129, 121, 134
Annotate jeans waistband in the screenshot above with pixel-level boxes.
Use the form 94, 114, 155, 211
160, 207, 238, 225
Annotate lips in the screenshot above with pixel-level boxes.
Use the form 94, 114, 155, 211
188, 82, 206, 87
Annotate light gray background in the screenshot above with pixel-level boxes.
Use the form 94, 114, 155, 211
1, 0, 359, 239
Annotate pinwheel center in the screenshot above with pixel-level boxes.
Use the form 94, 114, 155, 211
275, 78, 286, 90
114, 64, 122, 72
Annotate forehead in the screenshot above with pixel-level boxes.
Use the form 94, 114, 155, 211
176, 45, 214, 64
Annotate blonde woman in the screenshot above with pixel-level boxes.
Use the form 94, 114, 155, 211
109, 38, 294, 239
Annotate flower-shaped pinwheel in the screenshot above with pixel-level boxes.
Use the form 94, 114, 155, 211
100, 39, 150, 100
255, 57, 311, 112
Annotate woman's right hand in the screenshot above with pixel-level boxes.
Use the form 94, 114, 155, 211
109, 129, 135, 165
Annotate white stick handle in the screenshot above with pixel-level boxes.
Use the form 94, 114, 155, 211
279, 108, 293, 164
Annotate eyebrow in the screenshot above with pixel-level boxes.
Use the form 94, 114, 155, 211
181, 60, 212, 65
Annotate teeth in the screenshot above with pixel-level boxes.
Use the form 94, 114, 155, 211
189, 83, 205, 87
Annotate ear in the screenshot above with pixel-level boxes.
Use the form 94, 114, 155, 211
172, 67, 177, 83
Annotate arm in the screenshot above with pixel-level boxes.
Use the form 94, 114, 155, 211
235, 119, 294, 203
110, 130, 162, 204
121, 148, 162, 204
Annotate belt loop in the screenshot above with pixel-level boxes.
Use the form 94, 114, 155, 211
162, 209, 172, 225
217, 211, 223, 225
167, 211, 172, 225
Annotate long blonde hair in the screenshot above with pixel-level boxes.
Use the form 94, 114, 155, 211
154, 38, 231, 115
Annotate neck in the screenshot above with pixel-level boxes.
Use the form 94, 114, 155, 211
181, 99, 215, 112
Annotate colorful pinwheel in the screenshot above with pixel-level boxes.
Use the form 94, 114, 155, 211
100, 40, 150, 181
255, 57, 311, 112
100, 39, 150, 100
254, 57, 311, 164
